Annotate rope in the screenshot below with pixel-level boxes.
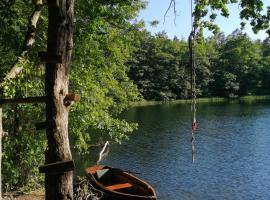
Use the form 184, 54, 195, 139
189, 0, 197, 163
191, 55, 197, 163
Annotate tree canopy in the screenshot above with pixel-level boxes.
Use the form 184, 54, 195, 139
128, 29, 270, 100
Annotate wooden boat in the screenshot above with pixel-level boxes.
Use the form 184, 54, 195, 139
85, 165, 157, 200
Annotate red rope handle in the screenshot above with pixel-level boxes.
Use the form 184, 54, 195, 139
192, 119, 197, 133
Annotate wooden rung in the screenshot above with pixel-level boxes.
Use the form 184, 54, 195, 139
106, 183, 133, 191
64, 93, 80, 102
39, 160, 74, 174
0, 96, 46, 105
35, 121, 53, 130
45, 0, 57, 6
38, 52, 63, 63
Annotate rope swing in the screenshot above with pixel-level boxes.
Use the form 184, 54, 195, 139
189, 0, 197, 163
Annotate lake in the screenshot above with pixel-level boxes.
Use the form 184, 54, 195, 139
76, 102, 270, 200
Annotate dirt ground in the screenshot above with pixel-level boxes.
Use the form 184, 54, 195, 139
2, 179, 100, 200
3, 189, 44, 200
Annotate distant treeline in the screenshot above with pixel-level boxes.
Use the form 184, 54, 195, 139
128, 29, 270, 101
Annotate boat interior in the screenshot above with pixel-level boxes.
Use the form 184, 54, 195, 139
94, 167, 152, 196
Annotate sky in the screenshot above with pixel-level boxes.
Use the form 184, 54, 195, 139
138, 0, 268, 40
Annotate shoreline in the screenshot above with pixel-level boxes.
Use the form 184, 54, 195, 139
132, 95, 270, 107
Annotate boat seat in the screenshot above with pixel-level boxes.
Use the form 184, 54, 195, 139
106, 183, 133, 191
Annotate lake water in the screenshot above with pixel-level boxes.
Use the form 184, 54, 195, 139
76, 102, 270, 200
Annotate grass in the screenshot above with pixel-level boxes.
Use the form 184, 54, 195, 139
239, 95, 270, 102
132, 95, 270, 107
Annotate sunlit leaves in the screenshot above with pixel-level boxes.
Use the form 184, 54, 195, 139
68, 0, 143, 152
183, 0, 270, 36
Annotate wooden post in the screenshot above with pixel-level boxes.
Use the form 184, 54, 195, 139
44, 0, 74, 199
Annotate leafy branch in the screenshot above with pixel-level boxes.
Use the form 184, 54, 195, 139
166, 0, 270, 36
1, 0, 44, 91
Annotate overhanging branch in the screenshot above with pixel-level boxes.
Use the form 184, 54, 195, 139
3, 0, 44, 81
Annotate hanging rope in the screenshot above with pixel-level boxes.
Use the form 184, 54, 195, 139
189, 0, 197, 163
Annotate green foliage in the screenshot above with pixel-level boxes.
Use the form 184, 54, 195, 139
69, 17, 141, 151
2, 104, 46, 192
192, 0, 270, 35
149, 20, 159, 27
1, 0, 144, 192
129, 31, 190, 101
129, 29, 270, 100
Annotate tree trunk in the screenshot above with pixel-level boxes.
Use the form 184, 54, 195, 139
45, 0, 74, 199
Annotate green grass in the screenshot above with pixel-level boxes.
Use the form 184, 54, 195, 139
238, 95, 270, 103
132, 95, 270, 107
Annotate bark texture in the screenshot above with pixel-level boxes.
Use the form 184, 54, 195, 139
45, 0, 74, 199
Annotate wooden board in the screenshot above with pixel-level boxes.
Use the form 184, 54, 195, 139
106, 183, 132, 191
38, 52, 63, 63
35, 121, 53, 130
0, 96, 46, 105
39, 160, 74, 174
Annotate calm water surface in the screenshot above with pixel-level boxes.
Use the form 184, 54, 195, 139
76, 102, 270, 200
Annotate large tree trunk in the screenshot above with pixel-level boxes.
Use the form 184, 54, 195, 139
45, 0, 74, 199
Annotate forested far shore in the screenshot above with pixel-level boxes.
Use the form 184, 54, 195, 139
128, 29, 270, 101
132, 95, 270, 107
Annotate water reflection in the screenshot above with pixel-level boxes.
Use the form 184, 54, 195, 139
76, 102, 270, 200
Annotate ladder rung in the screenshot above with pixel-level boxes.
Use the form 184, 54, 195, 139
38, 52, 63, 63
45, 0, 57, 6
0, 96, 46, 105
35, 121, 53, 130
39, 160, 74, 174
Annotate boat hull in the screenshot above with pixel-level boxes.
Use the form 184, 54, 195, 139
85, 165, 157, 200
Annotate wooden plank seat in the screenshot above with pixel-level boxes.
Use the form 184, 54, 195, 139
106, 183, 132, 191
